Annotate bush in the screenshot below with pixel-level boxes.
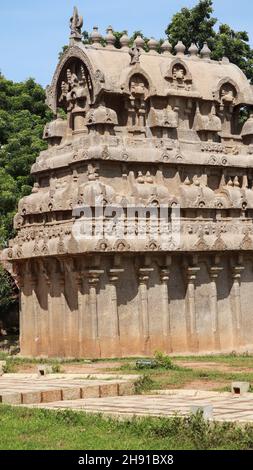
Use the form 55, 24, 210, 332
154, 351, 177, 370
0, 266, 18, 321
134, 374, 155, 394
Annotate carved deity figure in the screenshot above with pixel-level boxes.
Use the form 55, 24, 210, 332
129, 45, 141, 65
164, 63, 192, 92
126, 75, 148, 127
172, 64, 186, 88
60, 66, 89, 112
172, 65, 185, 81
220, 83, 237, 112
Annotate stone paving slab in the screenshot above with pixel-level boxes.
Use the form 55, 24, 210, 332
0, 374, 136, 404
24, 390, 253, 423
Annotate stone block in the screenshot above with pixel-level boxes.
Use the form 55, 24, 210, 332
37, 365, 53, 377
191, 405, 213, 420
61, 387, 81, 401
0, 393, 22, 405
21, 391, 42, 405
99, 383, 118, 397
41, 389, 62, 403
231, 382, 250, 395
118, 382, 135, 396
81, 385, 100, 398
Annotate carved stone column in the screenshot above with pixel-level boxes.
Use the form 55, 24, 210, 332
231, 265, 245, 348
15, 268, 25, 354
30, 275, 39, 356
44, 267, 54, 357
108, 268, 124, 337
185, 266, 200, 352
87, 269, 104, 356
77, 271, 87, 357
160, 267, 172, 353
209, 266, 223, 350
138, 267, 153, 355
59, 272, 68, 355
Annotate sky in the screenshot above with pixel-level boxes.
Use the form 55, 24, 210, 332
1, 0, 253, 88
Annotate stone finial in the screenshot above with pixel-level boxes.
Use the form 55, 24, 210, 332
161, 39, 172, 56
120, 32, 130, 50
222, 56, 230, 64
175, 40, 186, 56
200, 42, 211, 60
105, 26, 116, 48
134, 35, 145, 51
91, 26, 102, 47
69, 6, 83, 40
234, 176, 240, 187
148, 37, 159, 54
184, 176, 191, 185
189, 43, 199, 59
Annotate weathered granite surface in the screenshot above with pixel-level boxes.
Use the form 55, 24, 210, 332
3, 8, 253, 357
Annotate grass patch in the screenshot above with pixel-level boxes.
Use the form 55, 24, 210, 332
1, 405, 253, 450
134, 374, 155, 393
114, 362, 253, 391
172, 353, 253, 368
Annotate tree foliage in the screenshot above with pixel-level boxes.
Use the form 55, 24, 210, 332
0, 265, 18, 315
0, 74, 52, 247
0, 75, 52, 322
165, 0, 253, 83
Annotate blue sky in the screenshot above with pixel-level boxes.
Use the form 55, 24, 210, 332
1, 0, 253, 88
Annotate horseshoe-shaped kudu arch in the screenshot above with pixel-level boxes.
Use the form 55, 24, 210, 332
3, 7, 253, 358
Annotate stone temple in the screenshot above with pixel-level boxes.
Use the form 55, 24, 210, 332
3, 8, 253, 358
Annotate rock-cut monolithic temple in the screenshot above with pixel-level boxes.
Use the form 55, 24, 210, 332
3, 7, 253, 358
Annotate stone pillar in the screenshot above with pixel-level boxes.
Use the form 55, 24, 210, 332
231, 265, 245, 348
77, 271, 89, 357
59, 273, 68, 356
45, 271, 55, 357
87, 270, 104, 357
20, 264, 34, 357
108, 268, 124, 356
138, 268, 153, 355
17, 272, 25, 354
160, 267, 172, 353
30, 275, 39, 356
209, 266, 223, 350
185, 266, 200, 352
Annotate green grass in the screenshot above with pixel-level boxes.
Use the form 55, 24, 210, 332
114, 361, 253, 392
2, 351, 253, 391
172, 353, 253, 367
1, 406, 253, 450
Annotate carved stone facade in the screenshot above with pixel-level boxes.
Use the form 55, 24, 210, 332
3, 8, 253, 357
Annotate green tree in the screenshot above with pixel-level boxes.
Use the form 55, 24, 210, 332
0, 74, 52, 324
165, 0, 253, 83
0, 265, 18, 317
0, 74, 52, 248
166, 0, 216, 50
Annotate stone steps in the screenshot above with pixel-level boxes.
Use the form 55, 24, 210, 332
0, 374, 136, 405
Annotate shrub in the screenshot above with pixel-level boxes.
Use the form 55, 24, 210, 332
134, 374, 155, 394
154, 351, 177, 370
